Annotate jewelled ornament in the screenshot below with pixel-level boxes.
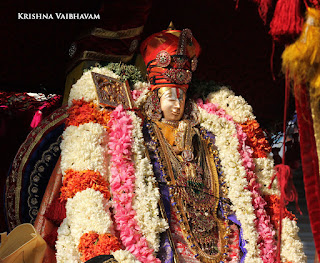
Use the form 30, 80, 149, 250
156, 50, 171, 67
164, 69, 192, 84
191, 56, 198, 72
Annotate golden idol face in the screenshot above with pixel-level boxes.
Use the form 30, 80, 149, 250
159, 87, 186, 121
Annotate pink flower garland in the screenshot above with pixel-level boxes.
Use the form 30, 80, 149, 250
198, 100, 277, 263
108, 105, 160, 263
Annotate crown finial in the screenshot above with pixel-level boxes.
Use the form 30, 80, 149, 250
167, 21, 176, 30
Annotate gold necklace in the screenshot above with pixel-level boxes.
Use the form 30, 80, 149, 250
161, 118, 179, 128
151, 122, 229, 262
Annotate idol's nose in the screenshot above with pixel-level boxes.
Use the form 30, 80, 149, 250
174, 99, 181, 108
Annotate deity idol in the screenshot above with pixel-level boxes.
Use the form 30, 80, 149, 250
140, 29, 240, 262
34, 28, 306, 263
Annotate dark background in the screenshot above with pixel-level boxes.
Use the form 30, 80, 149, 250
1, 0, 291, 127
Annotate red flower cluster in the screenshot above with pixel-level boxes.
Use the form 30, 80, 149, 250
60, 169, 110, 201
78, 232, 121, 262
240, 120, 272, 158
264, 194, 297, 229
66, 99, 111, 130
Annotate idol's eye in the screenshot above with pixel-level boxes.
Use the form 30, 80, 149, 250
164, 94, 173, 100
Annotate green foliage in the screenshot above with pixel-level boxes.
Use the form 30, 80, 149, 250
105, 63, 145, 85
84, 63, 145, 86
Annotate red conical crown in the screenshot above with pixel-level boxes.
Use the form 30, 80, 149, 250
140, 28, 201, 92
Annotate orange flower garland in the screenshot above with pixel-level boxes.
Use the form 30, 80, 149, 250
264, 194, 297, 229
240, 120, 272, 158
66, 99, 111, 130
60, 169, 110, 201
78, 232, 121, 262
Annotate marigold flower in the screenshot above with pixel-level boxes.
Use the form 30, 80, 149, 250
60, 169, 110, 201
240, 120, 272, 158
66, 99, 111, 130
78, 232, 121, 262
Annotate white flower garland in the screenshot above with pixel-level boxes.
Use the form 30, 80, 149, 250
254, 156, 280, 196
132, 81, 151, 108
280, 218, 307, 263
60, 122, 107, 176
58, 67, 305, 263
68, 67, 119, 106
128, 111, 169, 252
65, 188, 114, 245
207, 87, 255, 123
56, 218, 80, 263
112, 249, 141, 263
199, 107, 262, 263
57, 119, 114, 263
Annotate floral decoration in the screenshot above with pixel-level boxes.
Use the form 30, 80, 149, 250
205, 87, 306, 263
235, 118, 277, 262
55, 67, 305, 263
60, 169, 110, 201
68, 67, 119, 106
112, 249, 141, 263
206, 87, 255, 123
66, 99, 111, 130
56, 218, 80, 262
132, 81, 151, 108
128, 111, 168, 252
108, 105, 160, 263
60, 122, 107, 177
56, 67, 147, 263
280, 218, 307, 263
254, 157, 279, 196
198, 100, 277, 262
240, 120, 272, 158
78, 232, 121, 262
198, 102, 262, 263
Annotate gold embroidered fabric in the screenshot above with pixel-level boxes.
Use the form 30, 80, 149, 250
76, 51, 134, 63
152, 120, 229, 262
155, 121, 177, 146
13, 112, 67, 228
103, 259, 118, 263
309, 86, 320, 180
91, 26, 144, 39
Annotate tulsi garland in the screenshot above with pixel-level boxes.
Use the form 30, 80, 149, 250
105, 62, 145, 84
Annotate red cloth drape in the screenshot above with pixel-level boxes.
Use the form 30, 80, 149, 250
294, 84, 320, 261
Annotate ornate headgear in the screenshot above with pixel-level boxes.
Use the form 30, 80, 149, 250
140, 27, 201, 92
